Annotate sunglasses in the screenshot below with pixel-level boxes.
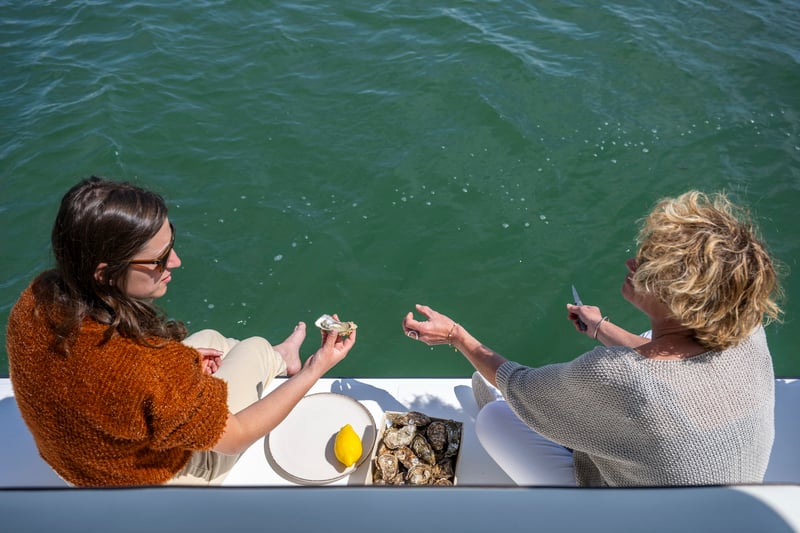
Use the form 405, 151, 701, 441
126, 223, 175, 273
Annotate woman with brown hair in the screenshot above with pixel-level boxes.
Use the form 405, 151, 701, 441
7, 176, 356, 486
403, 191, 782, 486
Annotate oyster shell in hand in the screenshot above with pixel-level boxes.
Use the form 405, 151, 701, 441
314, 314, 358, 336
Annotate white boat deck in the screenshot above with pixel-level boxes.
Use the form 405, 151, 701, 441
2, 377, 799, 487
2, 377, 799, 532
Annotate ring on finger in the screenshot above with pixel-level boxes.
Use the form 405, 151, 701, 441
407, 330, 419, 340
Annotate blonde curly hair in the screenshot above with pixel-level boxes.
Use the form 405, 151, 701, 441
633, 191, 782, 350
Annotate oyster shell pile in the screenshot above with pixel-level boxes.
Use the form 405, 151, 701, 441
371, 411, 462, 486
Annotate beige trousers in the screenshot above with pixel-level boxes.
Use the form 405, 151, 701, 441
167, 329, 287, 485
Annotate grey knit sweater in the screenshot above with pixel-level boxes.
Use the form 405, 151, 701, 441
496, 326, 774, 487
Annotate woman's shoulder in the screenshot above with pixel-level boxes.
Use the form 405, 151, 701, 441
560, 346, 656, 390
7, 274, 61, 347
573, 345, 642, 369
733, 324, 769, 353
501, 346, 642, 385
9, 271, 71, 332
8, 276, 42, 316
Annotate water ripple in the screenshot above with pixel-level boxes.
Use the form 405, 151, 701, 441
2, 0, 799, 376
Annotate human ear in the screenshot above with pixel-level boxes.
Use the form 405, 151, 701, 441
94, 263, 113, 285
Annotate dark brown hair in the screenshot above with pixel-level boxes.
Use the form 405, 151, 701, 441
33, 176, 187, 352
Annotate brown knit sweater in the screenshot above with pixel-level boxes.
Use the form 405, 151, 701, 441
6, 283, 229, 486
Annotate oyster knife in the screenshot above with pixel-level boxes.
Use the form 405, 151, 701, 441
571, 285, 588, 331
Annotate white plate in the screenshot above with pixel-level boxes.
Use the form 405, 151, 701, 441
266, 392, 376, 484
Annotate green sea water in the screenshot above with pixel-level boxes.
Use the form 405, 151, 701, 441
2, 1, 799, 378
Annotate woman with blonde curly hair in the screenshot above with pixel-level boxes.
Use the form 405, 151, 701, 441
403, 191, 782, 487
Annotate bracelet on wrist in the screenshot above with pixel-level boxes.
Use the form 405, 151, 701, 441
593, 316, 609, 340
447, 322, 459, 351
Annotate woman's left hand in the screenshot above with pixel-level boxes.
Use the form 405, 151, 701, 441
196, 348, 222, 375
402, 304, 459, 346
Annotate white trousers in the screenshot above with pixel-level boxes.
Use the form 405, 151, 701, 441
475, 400, 577, 486
167, 329, 286, 485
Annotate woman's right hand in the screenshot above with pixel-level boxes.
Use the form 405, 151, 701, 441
567, 303, 604, 337
304, 324, 356, 375
214, 324, 356, 456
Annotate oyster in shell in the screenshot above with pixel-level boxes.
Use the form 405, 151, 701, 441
411, 434, 436, 465
389, 411, 431, 427
375, 453, 399, 481
382, 424, 415, 449
388, 473, 406, 486
393, 445, 420, 469
376, 442, 390, 456
314, 314, 357, 336
426, 421, 447, 451
432, 459, 454, 480
406, 464, 433, 485
444, 420, 461, 457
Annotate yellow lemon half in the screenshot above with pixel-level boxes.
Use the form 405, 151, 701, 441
334, 424, 363, 467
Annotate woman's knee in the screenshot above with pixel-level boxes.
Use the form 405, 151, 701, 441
184, 329, 236, 353
222, 336, 284, 376
476, 401, 512, 432
475, 401, 514, 450
236, 336, 270, 349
